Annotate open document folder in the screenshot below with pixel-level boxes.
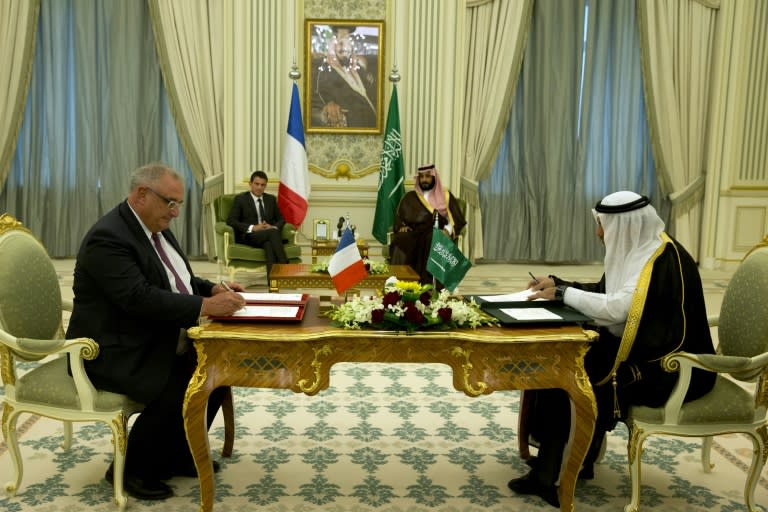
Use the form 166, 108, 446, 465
468, 291, 593, 325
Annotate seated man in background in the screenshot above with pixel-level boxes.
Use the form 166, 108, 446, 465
66, 162, 246, 500
509, 191, 716, 508
389, 164, 466, 285
226, 170, 289, 277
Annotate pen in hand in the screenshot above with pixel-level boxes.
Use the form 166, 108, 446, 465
528, 272, 539, 285
220, 280, 233, 292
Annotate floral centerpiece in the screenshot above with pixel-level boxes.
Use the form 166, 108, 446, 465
326, 278, 498, 332
311, 258, 389, 275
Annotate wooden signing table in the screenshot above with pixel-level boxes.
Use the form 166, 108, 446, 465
268, 263, 419, 292
185, 297, 598, 512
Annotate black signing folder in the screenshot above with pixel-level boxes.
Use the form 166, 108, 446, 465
467, 295, 593, 325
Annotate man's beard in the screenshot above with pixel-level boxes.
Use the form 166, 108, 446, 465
419, 180, 435, 191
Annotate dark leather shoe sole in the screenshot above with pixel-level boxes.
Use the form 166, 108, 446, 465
104, 464, 174, 501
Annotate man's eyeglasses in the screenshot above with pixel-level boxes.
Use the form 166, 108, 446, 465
146, 187, 183, 210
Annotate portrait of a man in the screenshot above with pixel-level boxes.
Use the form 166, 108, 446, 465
306, 20, 383, 133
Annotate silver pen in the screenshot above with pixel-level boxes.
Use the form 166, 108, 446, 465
220, 280, 233, 292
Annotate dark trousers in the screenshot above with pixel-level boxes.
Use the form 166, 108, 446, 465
241, 228, 288, 273
125, 356, 226, 479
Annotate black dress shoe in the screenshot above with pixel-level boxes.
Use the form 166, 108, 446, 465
104, 463, 174, 501
508, 472, 560, 508
578, 464, 594, 480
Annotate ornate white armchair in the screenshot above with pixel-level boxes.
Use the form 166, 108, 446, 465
0, 213, 234, 509
624, 238, 768, 512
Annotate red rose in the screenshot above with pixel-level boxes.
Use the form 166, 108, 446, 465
382, 291, 401, 307
438, 307, 452, 323
404, 301, 425, 324
371, 308, 385, 323
419, 292, 431, 305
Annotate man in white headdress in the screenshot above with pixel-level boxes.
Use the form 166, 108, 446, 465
508, 191, 716, 508
389, 164, 466, 285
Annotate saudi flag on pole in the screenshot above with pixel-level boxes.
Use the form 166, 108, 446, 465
372, 85, 405, 244
426, 228, 471, 292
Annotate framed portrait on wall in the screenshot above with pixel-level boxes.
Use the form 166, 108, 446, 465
305, 19, 384, 134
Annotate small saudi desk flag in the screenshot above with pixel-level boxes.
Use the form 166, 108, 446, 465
426, 228, 471, 292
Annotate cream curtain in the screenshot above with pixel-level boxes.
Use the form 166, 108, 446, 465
148, 0, 223, 184
461, 0, 533, 262
638, 0, 719, 256
148, 0, 225, 257
0, 0, 39, 188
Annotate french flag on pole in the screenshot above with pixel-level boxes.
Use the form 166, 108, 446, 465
328, 227, 368, 295
278, 83, 310, 226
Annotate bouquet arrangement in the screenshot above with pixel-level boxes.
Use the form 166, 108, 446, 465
311, 258, 389, 275
326, 278, 497, 332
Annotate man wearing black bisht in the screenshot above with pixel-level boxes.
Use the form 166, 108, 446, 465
511, 191, 716, 508
389, 164, 466, 286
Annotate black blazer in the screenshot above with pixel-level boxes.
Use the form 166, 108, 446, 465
66, 200, 215, 403
226, 192, 286, 243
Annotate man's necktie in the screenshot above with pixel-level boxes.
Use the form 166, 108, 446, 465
152, 233, 190, 294
257, 198, 266, 224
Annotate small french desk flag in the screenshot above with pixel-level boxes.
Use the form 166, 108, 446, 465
328, 227, 368, 294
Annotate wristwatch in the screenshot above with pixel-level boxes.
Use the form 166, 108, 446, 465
555, 285, 568, 302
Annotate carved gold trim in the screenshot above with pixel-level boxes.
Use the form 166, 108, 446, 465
298, 345, 333, 394
450, 347, 488, 396
188, 325, 594, 344
756, 371, 768, 409
1, 346, 16, 386
309, 159, 379, 180
2, 402, 13, 441
184, 345, 210, 406
112, 411, 129, 455
758, 425, 768, 466
627, 424, 643, 465
0, 213, 29, 236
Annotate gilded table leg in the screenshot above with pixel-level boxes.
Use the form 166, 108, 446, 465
184, 353, 216, 512
558, 375, 596, 512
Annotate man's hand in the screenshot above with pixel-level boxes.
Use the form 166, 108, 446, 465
526, 276, 556, 301
201, 291, 246, 317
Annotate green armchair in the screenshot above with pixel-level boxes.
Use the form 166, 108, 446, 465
213, 194, 302, 282
623, 238, 768, 512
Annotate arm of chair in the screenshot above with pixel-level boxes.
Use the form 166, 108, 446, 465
215, 221, 235, 237
282, 223, 298, 244
659, 351, 768, 420
0, 328, 103, 410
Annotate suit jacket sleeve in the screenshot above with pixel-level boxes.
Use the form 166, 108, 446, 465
227, 193, 255, 234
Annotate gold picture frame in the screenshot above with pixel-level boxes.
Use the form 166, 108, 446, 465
313, 219, 331, 241
305, 19, 384, 134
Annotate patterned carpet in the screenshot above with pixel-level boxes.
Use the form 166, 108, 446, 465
1, 364, 766, 511
2, 259, 764, 511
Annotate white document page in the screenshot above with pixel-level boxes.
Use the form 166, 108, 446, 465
239, 292, 304, 303
231, 305, 300, 318
500, 308, 563, 321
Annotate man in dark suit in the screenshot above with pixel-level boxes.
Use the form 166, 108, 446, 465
66, 163, 246, 500
226, 170, 289, 275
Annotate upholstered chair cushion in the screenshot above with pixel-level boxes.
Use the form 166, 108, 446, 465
15, 357, 142, 411
630, 375, 755, 424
